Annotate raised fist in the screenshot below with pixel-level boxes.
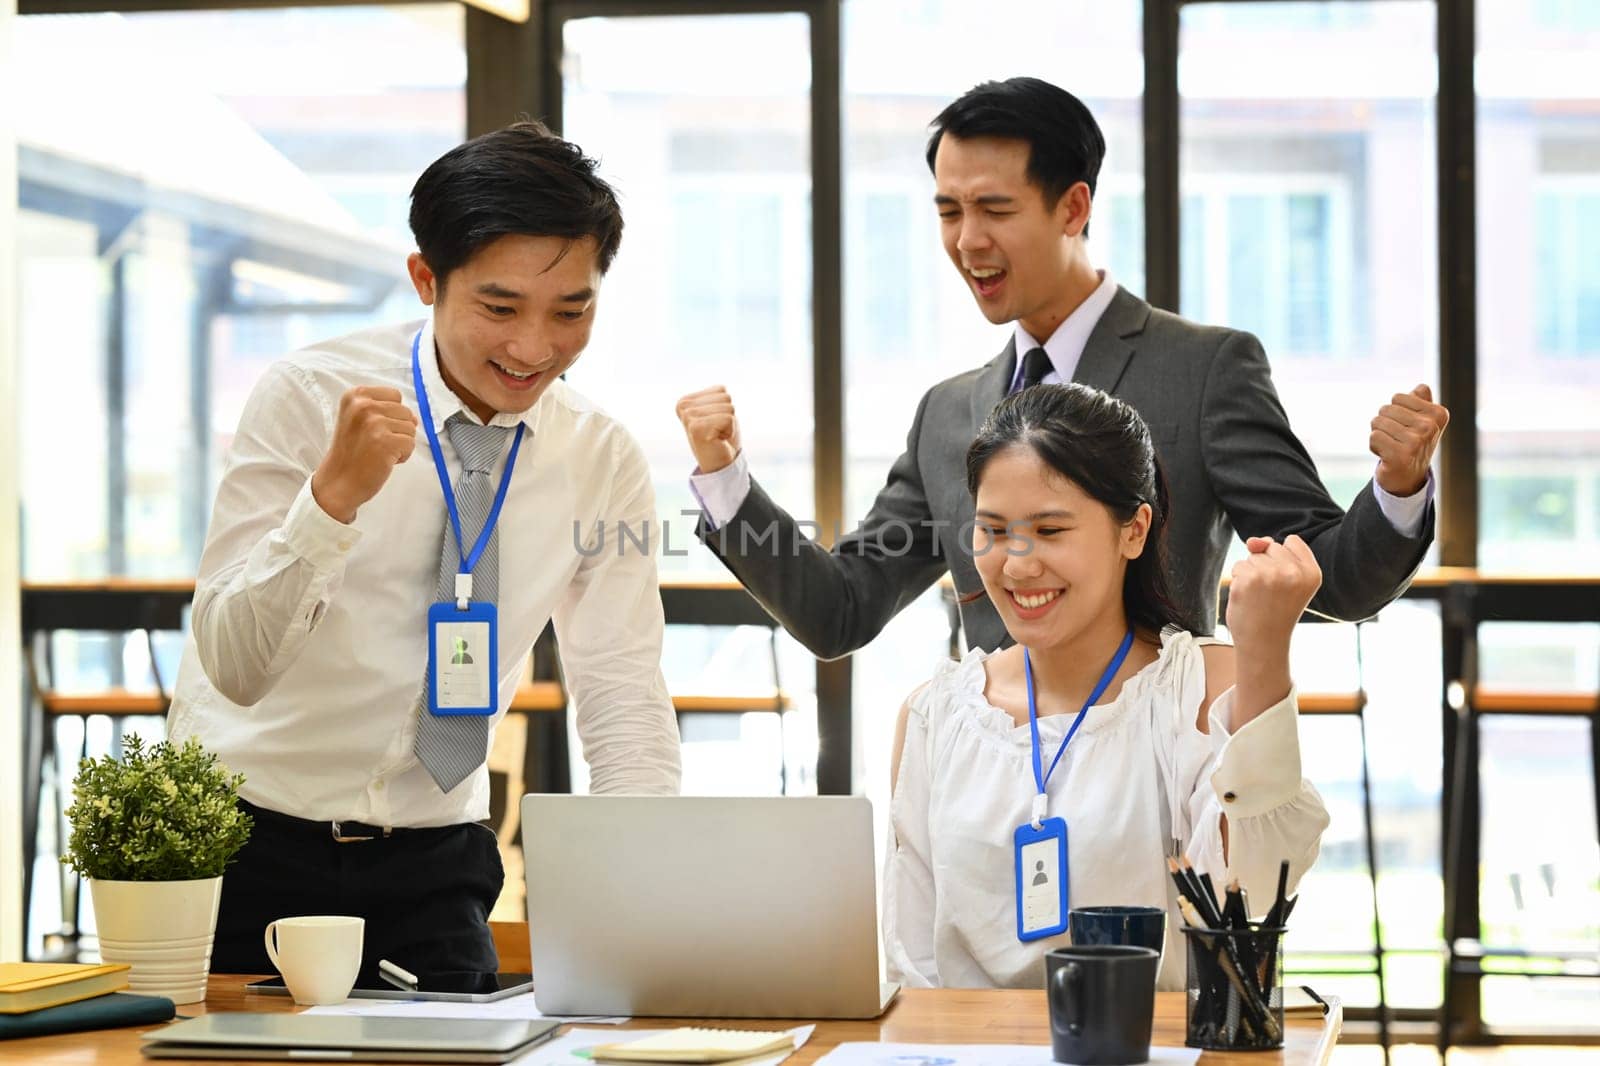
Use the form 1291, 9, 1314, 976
310, 386, 420, 524
675, 386, 742, 475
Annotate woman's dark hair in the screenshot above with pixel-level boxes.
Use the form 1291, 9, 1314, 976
966, 383, 1192, 635
925, 77, 1105, 235
409, 119, 624, 287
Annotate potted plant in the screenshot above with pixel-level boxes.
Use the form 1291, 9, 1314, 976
63, 736, 253, 1004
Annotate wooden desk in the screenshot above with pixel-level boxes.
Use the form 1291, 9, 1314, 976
2, 975, 1342, 1066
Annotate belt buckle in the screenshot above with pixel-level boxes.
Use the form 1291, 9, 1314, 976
330, 820, 390, 844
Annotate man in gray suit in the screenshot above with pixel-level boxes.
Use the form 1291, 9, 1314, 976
675, 77, 1448, 656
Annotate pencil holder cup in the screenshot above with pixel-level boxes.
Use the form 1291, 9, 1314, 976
1182, 923, 1286, 1051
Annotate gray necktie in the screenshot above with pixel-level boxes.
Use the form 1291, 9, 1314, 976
1018, 346, 1052, 391
414, 415, 511, 792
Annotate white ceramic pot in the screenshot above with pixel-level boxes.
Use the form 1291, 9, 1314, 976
88, 877, 222, 1004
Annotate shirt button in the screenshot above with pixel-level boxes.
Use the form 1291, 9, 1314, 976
373, 780, 386, 792
338, 540, 353, 552
1223, 791, 1237, 803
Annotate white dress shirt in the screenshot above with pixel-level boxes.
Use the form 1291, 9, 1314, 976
691, 269, 1432, 537
1002, 268, 1121, 392
883, 630, 1330, 991
168, 318, 681, 827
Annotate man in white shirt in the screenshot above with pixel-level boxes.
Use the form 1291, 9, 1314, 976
674, 76, 1450, 656
169, 121, 681, 983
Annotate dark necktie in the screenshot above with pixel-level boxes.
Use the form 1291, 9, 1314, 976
1018, 347, 1052, 392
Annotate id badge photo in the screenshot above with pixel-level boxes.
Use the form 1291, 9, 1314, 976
427, 600, 498, 717
1014, 816, 1069, 942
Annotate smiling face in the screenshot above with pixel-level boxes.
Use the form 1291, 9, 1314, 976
933, 134, 1093, 341
971, 444, 1150, 652
407, 234, 601, 422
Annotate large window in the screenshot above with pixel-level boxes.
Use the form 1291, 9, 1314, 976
1474, 0, 1600, 1029
1180, 182, 1355, 359
1179, 0, 1441, 1015
17, 6, 464, 583
1534, 187, 1600, 358
1180, 2, 1437, 512
671, 185, 799, 364
557, 12, 819, 798
560, 13, 815, 580
1477, 1, 1600, 574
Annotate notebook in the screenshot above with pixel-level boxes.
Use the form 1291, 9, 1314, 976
1282, 984, 1330, 1017
593, 1028, 796, 1063
0, 991, 173, 1038
0, 962, 131, 1014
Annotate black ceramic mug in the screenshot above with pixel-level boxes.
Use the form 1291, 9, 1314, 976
1045, 945, 1159, 1066
1068, 904, 1167, 962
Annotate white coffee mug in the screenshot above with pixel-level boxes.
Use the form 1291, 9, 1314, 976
263, 915, 365, 1006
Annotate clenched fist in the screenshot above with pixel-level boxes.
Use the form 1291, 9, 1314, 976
310, 386, 420, 524
675, 386, 742, 475
1225, 535, 1323, 722
1371, 384, 1449, 497
1225, 535, 1322, 655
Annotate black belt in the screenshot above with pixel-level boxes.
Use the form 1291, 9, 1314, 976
240, 799, 464, 845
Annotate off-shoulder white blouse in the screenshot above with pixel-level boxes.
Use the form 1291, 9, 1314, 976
883, 629, 1330, 991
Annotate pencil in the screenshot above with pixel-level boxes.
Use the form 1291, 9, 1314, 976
1184, 851, 1228, 928
1172, 857, 1225, 929
1260, 861, 1292, 990
1224, 878, 1247, 929
1269, 860, 1290, 922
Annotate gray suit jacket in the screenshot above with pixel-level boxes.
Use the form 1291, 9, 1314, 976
701, 286, 1433, 658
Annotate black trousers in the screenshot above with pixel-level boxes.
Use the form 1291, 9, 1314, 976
212, 800, 503, 987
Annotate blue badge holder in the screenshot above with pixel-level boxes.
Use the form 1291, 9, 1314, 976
1014, 816, 1070, 942
426, 599, 498, 717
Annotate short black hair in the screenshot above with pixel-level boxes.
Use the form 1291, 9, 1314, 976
926, 77, 1106, 232
409, 119, 624, 286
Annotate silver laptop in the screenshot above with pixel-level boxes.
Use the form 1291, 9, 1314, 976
521, 794, 899, 1019
140, 1014, 559, 1062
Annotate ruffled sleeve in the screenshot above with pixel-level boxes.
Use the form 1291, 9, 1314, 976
1181, 680, 1332, 918
882, 661, 959, 986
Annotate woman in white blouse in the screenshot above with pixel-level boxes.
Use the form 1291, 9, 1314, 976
883, 383, 1331, 992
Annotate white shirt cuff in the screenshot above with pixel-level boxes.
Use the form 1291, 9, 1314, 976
283, 478, 364, 571
1207, 685, 1304, 819
1371, 467, 1434, 538
688, 452, 751, 532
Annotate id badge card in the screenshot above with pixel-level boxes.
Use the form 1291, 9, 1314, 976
1014, 816, 1069, 942
426, 600, 498, 717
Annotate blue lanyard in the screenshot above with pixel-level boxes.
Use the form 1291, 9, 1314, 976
1026, 628, 1135, 797
410, 330, 524, 584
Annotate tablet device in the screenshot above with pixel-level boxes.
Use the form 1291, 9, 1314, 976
140, 1013, 560, 1062
245, 971, 533, 1003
